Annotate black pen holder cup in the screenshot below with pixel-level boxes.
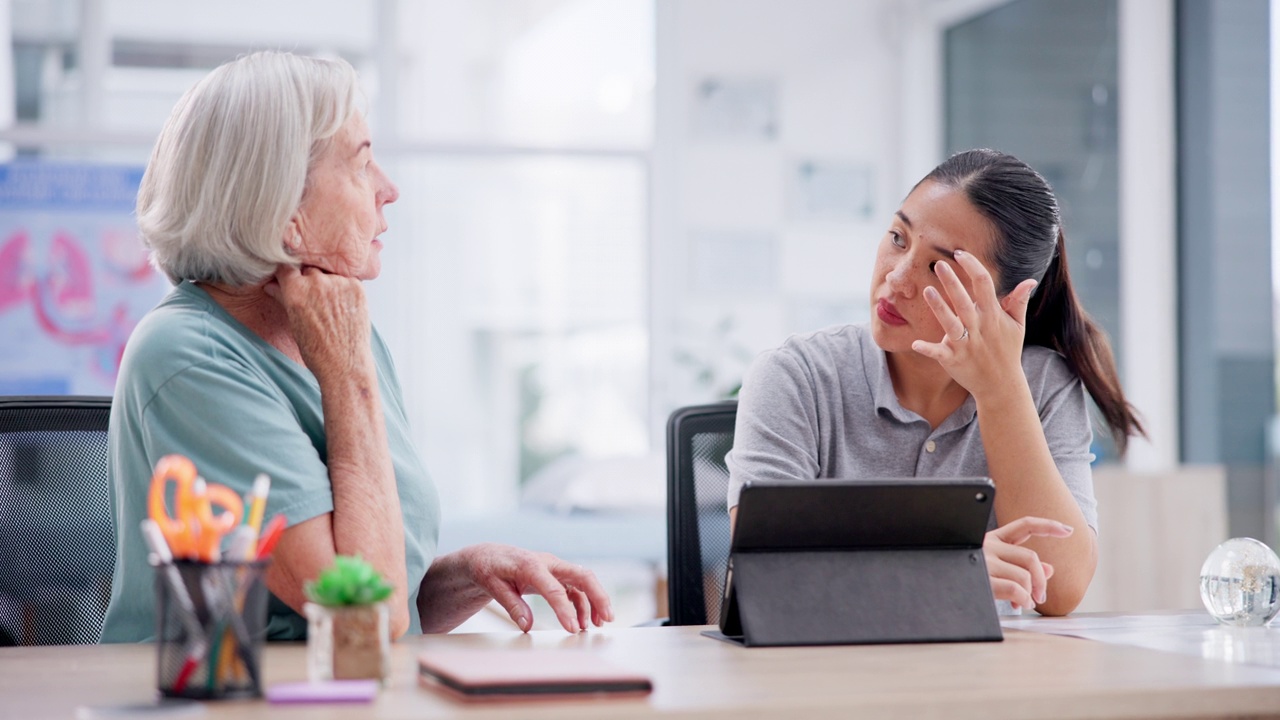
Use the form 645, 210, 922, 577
154, 559, 270, 700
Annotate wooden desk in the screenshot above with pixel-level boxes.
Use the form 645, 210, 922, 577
3, 622, 1280, 719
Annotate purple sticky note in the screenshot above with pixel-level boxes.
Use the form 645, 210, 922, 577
266, 680, 379, 704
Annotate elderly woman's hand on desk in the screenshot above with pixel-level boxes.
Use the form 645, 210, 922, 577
417, 543, 614, 634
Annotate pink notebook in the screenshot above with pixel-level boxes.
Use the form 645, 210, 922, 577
417, 649, 653, 702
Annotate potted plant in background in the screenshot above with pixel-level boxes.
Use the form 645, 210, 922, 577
304, 555, 393, 683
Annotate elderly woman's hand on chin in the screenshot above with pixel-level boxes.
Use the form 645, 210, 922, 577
417, 543, 615, 634
264, 264, 371, 378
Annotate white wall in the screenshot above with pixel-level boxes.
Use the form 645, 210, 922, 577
1118, 0, 1178, 472
1080, 465, 1228, 612
652, 0, 906, 433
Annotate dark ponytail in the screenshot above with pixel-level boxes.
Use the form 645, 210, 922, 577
1023, 229, 1144, 454
923, 149, 1145, 455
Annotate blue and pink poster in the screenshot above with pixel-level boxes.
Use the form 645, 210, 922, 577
0, 162, 168, 396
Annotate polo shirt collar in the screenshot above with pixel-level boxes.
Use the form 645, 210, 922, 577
859, 325, 978, 431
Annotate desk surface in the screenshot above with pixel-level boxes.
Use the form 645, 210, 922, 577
4, 620, 1280, 720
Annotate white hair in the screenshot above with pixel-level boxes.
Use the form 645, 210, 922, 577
136, 51, 359, 285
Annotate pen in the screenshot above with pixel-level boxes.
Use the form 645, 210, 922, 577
244, 474, 271, 551
190, 478, 210, 562
140, 519, 208, 694
226, 525, 256, 562
201, 571, 261, 691
218, 520, 260, 687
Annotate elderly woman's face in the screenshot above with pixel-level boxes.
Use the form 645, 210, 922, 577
292, 113, 398, 280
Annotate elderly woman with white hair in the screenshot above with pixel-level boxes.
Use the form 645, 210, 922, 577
99, 51, 612, 642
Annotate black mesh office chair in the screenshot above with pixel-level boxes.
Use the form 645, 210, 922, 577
666, 401, 737, 626
0, 396, 114, 645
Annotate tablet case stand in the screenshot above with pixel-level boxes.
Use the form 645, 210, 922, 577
711, 547, 1002, 646
707, 479, 1004, 647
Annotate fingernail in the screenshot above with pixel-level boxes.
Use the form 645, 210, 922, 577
953, 249, 965, 258
515, 612, 529, 631
1060, 523, 1074, 533
1038, 590, 1047, 604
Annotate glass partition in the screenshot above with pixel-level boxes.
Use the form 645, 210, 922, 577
945, 0, 1120, 457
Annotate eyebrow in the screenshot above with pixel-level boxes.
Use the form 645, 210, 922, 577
895, 210, 957, 257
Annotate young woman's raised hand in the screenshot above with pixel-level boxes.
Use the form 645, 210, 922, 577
910, 249, 1039, 400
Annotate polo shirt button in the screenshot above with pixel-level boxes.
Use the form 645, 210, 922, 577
925, 440, 937, 453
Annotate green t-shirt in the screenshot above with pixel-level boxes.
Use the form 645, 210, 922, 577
99, 281, 440, 642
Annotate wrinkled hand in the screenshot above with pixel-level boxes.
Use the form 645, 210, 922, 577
910, 249, 1039, 399
463, 543, 614, 633
265, 264, 370, 379
984, 516, 1073, 611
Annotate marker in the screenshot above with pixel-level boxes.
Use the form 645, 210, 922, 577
254, 514, 288, 560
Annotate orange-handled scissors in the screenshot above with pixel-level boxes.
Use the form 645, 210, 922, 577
148, 454, 244, 562
189, 477, 243, 562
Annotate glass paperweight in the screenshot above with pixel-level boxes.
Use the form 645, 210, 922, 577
304, 601, 391, 683
1198, 537, 1280, 627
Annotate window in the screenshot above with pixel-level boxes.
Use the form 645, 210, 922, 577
0, 0, 655, 514
945, 0, 1121, 457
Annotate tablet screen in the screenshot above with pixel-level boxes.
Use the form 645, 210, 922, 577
732, 477, 994, 551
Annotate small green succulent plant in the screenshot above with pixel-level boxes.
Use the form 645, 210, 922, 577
304, 555, 393, 607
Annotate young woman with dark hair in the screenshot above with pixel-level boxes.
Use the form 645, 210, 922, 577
926, 149, 1143, 452
726, 149, 1144, 616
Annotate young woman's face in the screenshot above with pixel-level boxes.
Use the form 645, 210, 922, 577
869, 180, 1001, 353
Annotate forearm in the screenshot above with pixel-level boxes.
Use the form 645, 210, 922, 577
976, 380, 1097, 614
316, 357, 409, 632
257, 271, 410, 632
417, 550, 492, 633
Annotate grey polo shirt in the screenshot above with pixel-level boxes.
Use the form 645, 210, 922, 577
725, 323, 1098, 533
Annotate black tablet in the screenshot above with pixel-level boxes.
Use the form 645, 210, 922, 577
731, 477, 995, 552
714, 478, 1002, 647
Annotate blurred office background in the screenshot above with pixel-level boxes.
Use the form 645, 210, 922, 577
0, 0, 1272, 624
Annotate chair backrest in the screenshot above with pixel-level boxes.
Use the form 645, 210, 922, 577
0, 395, 114, 645
666, 401, 737, 626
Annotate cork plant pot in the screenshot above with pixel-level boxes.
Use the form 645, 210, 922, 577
304, 601, 391, 683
